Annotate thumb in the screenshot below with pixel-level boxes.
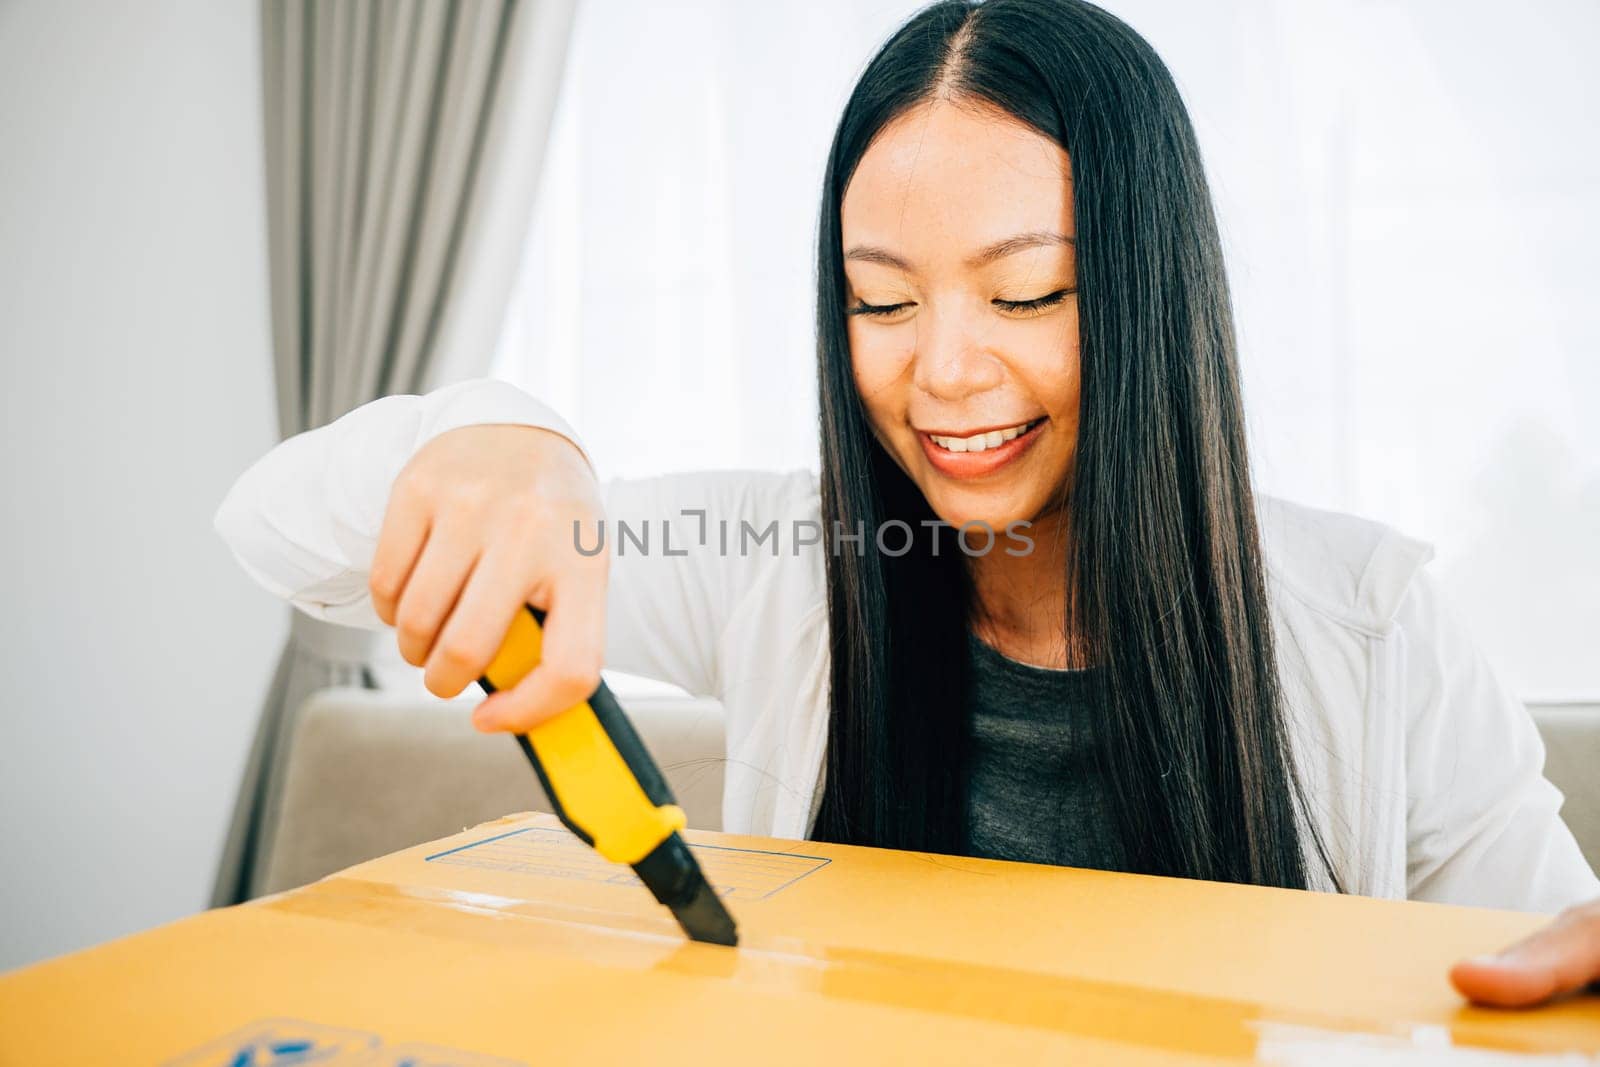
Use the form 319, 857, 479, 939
472, 578, 606, 734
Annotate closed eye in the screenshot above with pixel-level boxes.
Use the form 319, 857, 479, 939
994, 288, 1075, 313
847, 301, 914, 318
848, 288, 1075, 318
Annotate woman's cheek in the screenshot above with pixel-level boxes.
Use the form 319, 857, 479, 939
848, 329, 914, 406
1008, 314, 1081, 413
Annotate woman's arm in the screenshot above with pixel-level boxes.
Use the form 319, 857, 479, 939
214, 378, 594, 628
577, 464, 822, 703
1399, 568, 1600, 911
214, 378, 815, 720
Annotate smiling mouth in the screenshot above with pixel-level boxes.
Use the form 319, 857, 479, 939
924, 417, 1045, 453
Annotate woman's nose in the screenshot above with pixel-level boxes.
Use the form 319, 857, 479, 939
910, 304, 1003, 400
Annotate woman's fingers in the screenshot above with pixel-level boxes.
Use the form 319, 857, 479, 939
392, 521, 480, 668
367, 423, 608, 725
1450, 899, 1600, 1008
369, 480, 430, 627
473, 569, 607, 734
422, 541, 527, 699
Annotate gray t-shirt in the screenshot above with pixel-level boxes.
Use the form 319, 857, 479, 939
964, 628, 1126, 870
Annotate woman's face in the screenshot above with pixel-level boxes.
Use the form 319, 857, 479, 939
841, 98, 1080, 535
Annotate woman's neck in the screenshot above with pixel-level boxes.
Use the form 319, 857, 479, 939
964, 507, 1083, 670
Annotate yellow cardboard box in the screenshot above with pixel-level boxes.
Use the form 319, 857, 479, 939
3, 812, 1596, 1064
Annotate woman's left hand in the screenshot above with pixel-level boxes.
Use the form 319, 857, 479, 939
1450, 899, 1600, 1006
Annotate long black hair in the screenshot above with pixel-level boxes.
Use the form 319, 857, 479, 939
811, 0, 1336, 889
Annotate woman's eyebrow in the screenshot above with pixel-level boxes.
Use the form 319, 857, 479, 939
843, 230, 1075, 273
966, 230, 1075, 268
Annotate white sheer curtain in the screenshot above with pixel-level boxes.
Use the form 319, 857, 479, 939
492, 0, 925, 477
493, 0, 1599, 698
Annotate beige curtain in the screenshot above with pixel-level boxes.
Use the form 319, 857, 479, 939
213, 0, 577, 906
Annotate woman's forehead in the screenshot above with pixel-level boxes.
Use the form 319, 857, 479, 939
841, 98, 1073, 270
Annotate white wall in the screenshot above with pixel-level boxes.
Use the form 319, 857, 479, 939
0, 1, 284, 969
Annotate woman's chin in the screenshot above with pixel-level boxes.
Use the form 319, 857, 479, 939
920, 491, 1034, 538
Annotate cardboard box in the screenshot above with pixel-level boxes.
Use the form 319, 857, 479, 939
3, 812, 1597, 1065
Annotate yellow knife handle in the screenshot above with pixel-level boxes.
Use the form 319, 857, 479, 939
479, 604, 686, 865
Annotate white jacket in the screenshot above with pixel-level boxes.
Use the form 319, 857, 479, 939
215, 378, 1600, 913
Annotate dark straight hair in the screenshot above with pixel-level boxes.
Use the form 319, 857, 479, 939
811, 0, 1337, 889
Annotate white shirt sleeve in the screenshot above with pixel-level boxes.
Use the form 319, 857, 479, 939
212, 378, 592, 630
1400, 567, 1600, 912
213, 377, 818, 701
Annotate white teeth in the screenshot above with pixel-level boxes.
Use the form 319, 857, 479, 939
928, 419, 1038, 453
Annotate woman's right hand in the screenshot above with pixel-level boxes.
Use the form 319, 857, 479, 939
368, 423, 610, 733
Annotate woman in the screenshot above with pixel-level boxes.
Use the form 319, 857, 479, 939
217, 0, 1598, 1005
